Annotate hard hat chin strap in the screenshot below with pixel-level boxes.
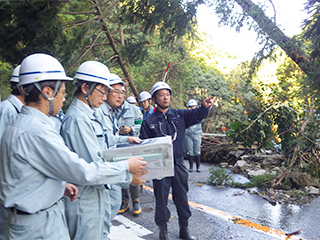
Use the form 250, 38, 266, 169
84, 83, 97, 109
34, 80, 61, 116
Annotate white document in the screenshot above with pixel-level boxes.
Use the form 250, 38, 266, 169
102, 136, 174, 180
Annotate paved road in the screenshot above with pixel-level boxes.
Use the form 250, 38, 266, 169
109, 160, 319, 240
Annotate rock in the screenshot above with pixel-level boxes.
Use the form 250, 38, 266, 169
265, 150, 273, 154
248, 169, 267, 176
220, 162, 228, 168
307, 186, 320, 195
288, 172, 320, 188
235, 160, 247, 168
261, 155, 283, 168
229, 150, 245, 158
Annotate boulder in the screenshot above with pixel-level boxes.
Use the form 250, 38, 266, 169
287, 172, 320, 188
261, 155, 283, 168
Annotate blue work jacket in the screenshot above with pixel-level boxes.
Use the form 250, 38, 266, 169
143, 105, 155, 120
139, 105, 209, 164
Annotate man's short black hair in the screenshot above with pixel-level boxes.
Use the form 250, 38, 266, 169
24, 80, 62, 104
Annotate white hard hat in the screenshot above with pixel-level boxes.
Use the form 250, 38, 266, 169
109, 73, 126, 86
127, 96, 137, 103
19, 53, 72, 86
150, 81, 172, 97
74, 61, 112, 88
138, 91, 151, 102
187, 99, 197, 107
10, 65, 21, 83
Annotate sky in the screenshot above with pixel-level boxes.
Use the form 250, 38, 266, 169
196, 0, 308, 67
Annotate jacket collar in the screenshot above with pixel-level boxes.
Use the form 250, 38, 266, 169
72, 97, 96, 120
154, 107, 174, 119
7, 94, 23, 113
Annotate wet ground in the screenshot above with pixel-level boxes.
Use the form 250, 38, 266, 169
114, 160, 320, 239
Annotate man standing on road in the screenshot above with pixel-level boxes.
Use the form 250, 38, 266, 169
96, 73, 141, 237
102, 74, 143, 216
0, 54, 147, 240
185, 99, 204, 172
60, 62, 146, 240
0, 64, 25, 240
139, 81, 214, 240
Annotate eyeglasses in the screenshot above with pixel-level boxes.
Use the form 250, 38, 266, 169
110, 90, 125, 96
94, 87, 108, 96
58, 89, 67, 98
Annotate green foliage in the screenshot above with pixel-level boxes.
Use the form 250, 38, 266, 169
207, 166, 234, 186
227, 103, 274, 150
119, 0, 202, 44
280, 177, 292, 190
0, 61, 13, 101
289, 189, 308, 198
0, 0, 66, 64
237, 174, 276, 188
189, 62, 258, 133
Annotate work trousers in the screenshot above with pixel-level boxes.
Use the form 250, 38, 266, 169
6, 199, 69, 240
185, 134, 201, 156
104, 184, 121, 239
64, 185, 105, 240
0, 203, 9, 240
152, 161, 191, 226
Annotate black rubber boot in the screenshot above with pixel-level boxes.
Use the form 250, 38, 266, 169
179, 218, 197, 240
195, 155, 201, 172
159, 223, 169, 240
188, 155, 194, 172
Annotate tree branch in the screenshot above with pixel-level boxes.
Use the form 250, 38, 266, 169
241, 102, 279, 133
60, 11, 97, 15
66, 31, 106, 72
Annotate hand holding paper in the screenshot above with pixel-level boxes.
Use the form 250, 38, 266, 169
127, 156, 147, 174
131, 170, 148, 185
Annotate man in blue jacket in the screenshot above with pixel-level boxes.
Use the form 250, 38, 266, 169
139, 82, 214, 240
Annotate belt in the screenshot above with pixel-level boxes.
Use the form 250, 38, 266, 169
9, 200, 60, 215
9, 207, 30, 215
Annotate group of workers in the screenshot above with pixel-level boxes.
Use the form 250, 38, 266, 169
0, 52, 214, 240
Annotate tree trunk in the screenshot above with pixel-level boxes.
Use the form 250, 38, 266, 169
92, 0, 139, 97
234, 0, 314, 75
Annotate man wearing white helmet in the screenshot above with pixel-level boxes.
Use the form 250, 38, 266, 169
0, 54, 147, 240
138, 90, 154, 120
0, 65, 24, 137
139, 81, 214, 240
60, 62, 146, 240
0, 65, 25, 239
126, 96, 137, 105
185, 99, 203, 172
98, 74, 143, 217
96, 73, 142, 236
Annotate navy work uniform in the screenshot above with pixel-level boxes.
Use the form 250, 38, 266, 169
139, 105, 209, 226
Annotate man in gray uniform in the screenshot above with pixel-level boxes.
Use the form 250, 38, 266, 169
185, 99, 203, 172
0, 65, 24, 240
105, 75, 143, 216
0, 53, 147, 240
